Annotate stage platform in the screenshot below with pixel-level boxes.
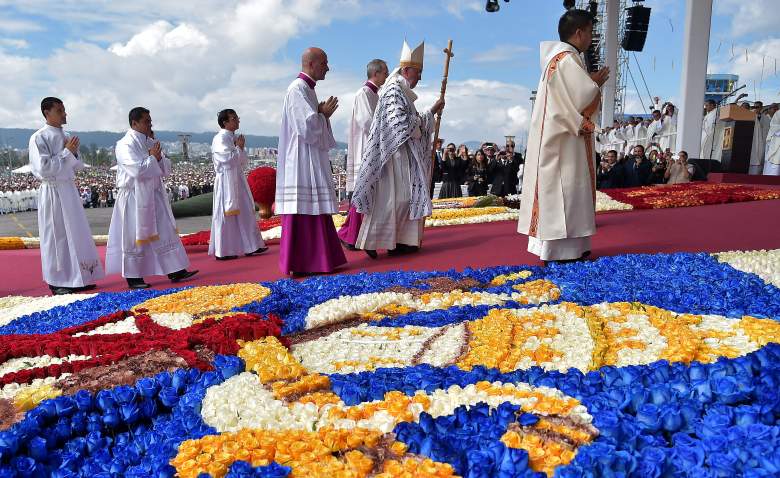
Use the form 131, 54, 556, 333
1, 198, 779, 297
707, 172, 780, 186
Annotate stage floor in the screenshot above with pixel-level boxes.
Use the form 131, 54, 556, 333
2, 198, 779, 297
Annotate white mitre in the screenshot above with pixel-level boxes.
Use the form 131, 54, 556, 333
399, 40, 424, 70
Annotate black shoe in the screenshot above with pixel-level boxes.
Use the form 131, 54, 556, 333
168, 269, 199, 283
216, 255, 238, 261
340, 239, 357, 251
77, 284, 97, 292
388, 244, 419, 256
126, 277, 151, 289
49, 285, 77, 295
364, 249, 378, 259
245, 247, 268, 256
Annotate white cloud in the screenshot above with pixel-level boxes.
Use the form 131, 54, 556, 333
0, 18, 43, 33
715, 0, 780, 39
709, 38, 780, 103
0, 38, 29, 49
0, 0, 538, 146
109, 22, 209, 57
445, 0, 482, 19
472, 44, 531, 64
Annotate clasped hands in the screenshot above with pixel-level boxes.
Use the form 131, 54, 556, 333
318, 96, 339, 118
590, 67, 610, 87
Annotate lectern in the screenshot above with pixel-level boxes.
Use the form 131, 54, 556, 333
717, 105, 755, 173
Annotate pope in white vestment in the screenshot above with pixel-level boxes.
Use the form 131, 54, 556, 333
106, 108, 196, 287
28, 99, 104, 293
518, 9, 605, 263
749, 110, 771, 174
352, 41, 444, 256
763, 112, 780, 176
209, 112, 266, 259
275, 48, 346, 275
338, 59, 388, 250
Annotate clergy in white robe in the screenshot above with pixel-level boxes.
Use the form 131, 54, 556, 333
352, 41, 445, 257
276, 48, 346, 275
700, 100, 718, 160
658, 110, 677, 153
106, 107, 197, 288
209, 109, 266, 260
338, 59, 388, 250
634, 120, 649, 151
607, 123, 624, 157
29, 97, 104, 294
763, 111, 780, 176
518, 9, 605, 263
646, 111, 664, 150
749, 104, 771, 174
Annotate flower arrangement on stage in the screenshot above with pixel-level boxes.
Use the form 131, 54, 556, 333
0, 249, 779, 477
247, 167, 277, 219
602, 182, 780, 209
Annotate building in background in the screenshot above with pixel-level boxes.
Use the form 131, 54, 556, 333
705, 74, 739, 105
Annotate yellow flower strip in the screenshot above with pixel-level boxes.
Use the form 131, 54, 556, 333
172, 427, 456, 478
238, 337, 308, 383
0, 237, 25, 250
429, 206, 509, 220
457, 309, 563, 373
490, 270, 533, 286
739, 316, 780, 347
133, 283, 271, 315
501, 430, 577, 477
332, 356, 408, 372
13, 384, 62, 412
512, 280, 561, 304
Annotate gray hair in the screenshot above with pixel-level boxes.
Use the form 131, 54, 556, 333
366, 59, 387, 79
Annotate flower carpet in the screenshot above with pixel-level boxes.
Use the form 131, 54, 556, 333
603, 182, 780, 210
0, 250, 780, 477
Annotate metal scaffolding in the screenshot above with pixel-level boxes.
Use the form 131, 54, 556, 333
579, 0, 630, 121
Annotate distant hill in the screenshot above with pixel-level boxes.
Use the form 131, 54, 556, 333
0, 128, 346, 150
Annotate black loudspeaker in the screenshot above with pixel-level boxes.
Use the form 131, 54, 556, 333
622, 5, 651, 52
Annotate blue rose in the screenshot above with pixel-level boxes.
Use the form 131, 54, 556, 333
734, 405, 760, 426
136, 378, 160, 398
593, 411, 621, 441
660, 404, 683, 433
465, 449, 496, 478
120, 402, 142, 424
708, 452, 739, 477
158, 386, 180, 408
0, 432, 20, 455
73, 390, 93, 412
636, 404, 661, 432
113, 386, 138, 404
26, 436, 48, 462
699, 412, 731, 440
12, 456, 38, 476
636, 447, 668, 478
673, 441, 705, 468
649, 384, 671, 405
711, 376, 745, 404
691, 379, 713, 403
95, 390, 117, 413
701, 435, 728, 453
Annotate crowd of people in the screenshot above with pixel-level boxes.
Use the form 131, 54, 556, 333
0, 162, 216, 212
432, 140, 524, 198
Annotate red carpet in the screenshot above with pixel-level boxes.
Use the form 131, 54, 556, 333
2, 199, 779, 296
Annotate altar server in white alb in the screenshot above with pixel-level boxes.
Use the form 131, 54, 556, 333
28, 97, 104, 295
700, 99, 718, 160
106, 107, 198, 289
518, 9, 608, 264
764, 107, 780, 176
749, 101, 771, 174
337, 58, 389, 252
209, 109, 267, 260
276, 47, 347, 275
351, 41, 445, 258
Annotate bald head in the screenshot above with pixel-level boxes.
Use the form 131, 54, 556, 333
302, 47, 329, 81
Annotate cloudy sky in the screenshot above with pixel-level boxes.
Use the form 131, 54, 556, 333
0, 0, 778, 144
